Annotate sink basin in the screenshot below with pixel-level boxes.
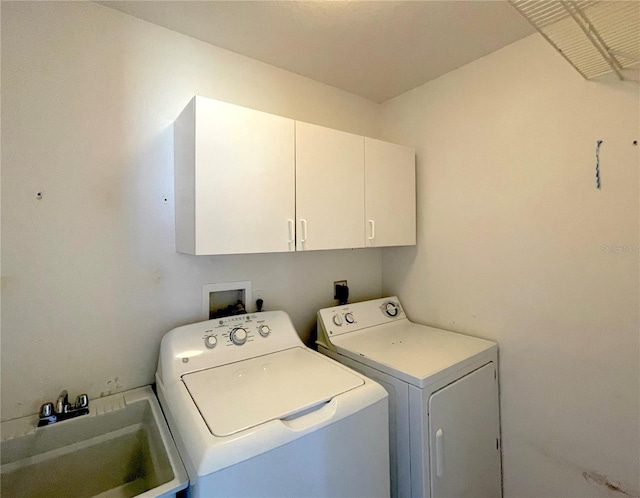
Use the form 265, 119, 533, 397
1, 386, 188, 498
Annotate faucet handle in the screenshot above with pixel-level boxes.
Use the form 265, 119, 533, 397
38, 402, 57, 427
40, 402, 54, 418
75, 394, 89, 409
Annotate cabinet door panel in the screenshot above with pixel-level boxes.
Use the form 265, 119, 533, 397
295, 122, 364, 251
365, 138, 415, 247
194, 97, 295, 255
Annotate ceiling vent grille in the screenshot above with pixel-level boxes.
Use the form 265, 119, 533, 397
509, 1, 639, 81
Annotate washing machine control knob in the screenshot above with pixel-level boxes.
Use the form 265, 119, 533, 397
345, 312, 355, 324
333, 315, 343, 326
258, 325, 271, 337
230, 327, 248, 345
204, 334, 217, 349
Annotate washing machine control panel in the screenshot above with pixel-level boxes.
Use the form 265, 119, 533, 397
317, 297, 406, 339
203, 314, 275, 349
158, 311, 305, 381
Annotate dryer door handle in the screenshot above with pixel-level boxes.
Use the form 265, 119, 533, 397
435, 428, 445, 478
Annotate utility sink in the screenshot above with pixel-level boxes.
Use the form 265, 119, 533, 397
1, 386, 188, 498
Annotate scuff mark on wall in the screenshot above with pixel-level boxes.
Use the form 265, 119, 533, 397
99, 377, 124, 398
582, 471, 637, 497
529, 441, 639, 497
1, 276, 16, 292
152, 269, 164, 283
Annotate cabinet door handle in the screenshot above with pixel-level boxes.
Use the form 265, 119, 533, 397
300, 219, 308, 243
368, 220, 375, 241
435, 428, 444, 478
287, 219, 295, 244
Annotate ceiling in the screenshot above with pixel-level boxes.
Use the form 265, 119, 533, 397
99, 1, 536, 103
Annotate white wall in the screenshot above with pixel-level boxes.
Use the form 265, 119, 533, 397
380, 35, 639, 497
0, 2, 383, 421
3, 4, 639, 497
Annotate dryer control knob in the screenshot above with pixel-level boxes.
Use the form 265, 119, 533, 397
333, 315, 343, 326
258, 325, 271, 337
230, 327, 248, 345
345, 312, 355, 324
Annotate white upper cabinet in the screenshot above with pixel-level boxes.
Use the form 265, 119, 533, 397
174, 96, 295, 255
295, 122, 365, 251
174, 97, 415, 255
364, 138, 416, 247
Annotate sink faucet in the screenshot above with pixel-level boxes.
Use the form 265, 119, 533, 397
38, 390, 89, 427
56, 389, 69, 414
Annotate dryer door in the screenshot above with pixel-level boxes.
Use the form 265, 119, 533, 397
428, 362, 502, 498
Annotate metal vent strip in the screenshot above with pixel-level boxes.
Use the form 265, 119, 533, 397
509, 0, 640, 81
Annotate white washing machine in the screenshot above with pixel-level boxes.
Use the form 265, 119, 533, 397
156, 310, 390, 498
317, 297, 502, 498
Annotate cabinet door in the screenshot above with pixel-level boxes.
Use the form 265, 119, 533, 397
190, 97, 295, 255
295, 122, 365, 251
428, 363, 502, 498
364, 138, 416, 247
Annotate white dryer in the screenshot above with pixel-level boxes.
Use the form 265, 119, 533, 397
156, 310, 390, 498
317, 297, 502, 498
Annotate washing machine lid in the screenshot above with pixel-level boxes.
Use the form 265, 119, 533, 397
182, 347, 364, 437
330, 321, 496, 388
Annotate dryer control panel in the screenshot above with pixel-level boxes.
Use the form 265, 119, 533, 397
317, 296, 406, 342
157, 311, 305, 383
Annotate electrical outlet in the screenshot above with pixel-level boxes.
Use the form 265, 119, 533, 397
334, 280, 347, 299
253, 289, 265, 312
